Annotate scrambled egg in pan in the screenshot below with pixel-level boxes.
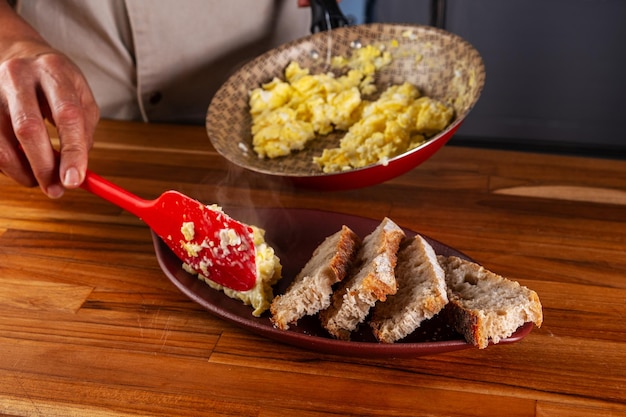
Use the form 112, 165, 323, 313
249, 45, 391, 159
248, 43, 454, 172
314, 82, 453, 172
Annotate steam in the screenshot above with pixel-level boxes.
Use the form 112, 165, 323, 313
195, 161, 299, 242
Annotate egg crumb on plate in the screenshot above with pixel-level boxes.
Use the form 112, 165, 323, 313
182, 208, 282, 317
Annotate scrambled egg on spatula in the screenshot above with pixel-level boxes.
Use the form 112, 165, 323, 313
249, 44, 454, 172
182, 206, 282, 317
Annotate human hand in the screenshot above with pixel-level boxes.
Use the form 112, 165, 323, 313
0, 7, 99, 198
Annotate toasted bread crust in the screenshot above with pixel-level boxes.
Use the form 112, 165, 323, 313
320, 218, 405, 340
270, 218, 543, 349
328, 226, 361, 284
438, 255, 543, 348
270, 226, 360, 330
370, 235, 448, 343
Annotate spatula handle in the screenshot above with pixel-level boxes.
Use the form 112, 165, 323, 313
80, 169, 151, 219
46, 148, 150, 218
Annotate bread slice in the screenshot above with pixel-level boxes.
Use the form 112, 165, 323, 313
438, 255, 543, 349
369, 235, 448, 343
270, 226, 361, 330
319, 217, 405, 340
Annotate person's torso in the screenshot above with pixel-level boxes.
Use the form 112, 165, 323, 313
17, 0, 310, 123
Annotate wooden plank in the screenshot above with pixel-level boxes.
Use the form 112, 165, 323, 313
0, 277, 92, 313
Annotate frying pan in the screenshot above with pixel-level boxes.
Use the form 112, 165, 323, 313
206, 1, 485, 190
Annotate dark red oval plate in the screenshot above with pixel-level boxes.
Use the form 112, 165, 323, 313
152, 208, 532, 358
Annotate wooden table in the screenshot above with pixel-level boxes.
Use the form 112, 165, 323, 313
1, 120, 624, 416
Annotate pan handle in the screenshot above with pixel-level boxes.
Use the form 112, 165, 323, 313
310, 0, 349, 33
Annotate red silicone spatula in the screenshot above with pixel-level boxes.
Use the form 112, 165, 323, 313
79, 168, 257, 291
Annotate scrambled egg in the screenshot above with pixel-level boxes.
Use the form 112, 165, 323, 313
249, 45, 391, 159
248, 42, 454, 173
196, 226, 282, 317
314, 82, 453, 172
182, 209, 282, 317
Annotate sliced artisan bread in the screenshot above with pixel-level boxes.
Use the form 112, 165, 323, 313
270, 226, 361, 330
438, 255, 543, 349
319, 217, 405, 340
369, 234, 448, 343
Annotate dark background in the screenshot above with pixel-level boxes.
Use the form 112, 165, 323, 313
341, 0, 626, 158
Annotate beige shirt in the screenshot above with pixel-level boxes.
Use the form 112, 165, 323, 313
16, 0, 310, 123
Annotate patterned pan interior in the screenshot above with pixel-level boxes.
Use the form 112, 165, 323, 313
206, 23, 485, 178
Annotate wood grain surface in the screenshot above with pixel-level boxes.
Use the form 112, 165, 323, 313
0, 120, 624, 416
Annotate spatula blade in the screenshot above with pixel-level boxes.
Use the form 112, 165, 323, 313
147, 191, 257, 292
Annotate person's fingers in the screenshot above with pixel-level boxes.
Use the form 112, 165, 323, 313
0, 55, 62, 198
0, 51, 99, 197
38, 53, 99, 189
0, 62, 39, 188
0, 112, 38, 188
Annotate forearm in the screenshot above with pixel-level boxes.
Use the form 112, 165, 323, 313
0, 0, 49, 59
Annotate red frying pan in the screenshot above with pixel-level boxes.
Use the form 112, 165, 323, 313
206, 2, 485, 190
